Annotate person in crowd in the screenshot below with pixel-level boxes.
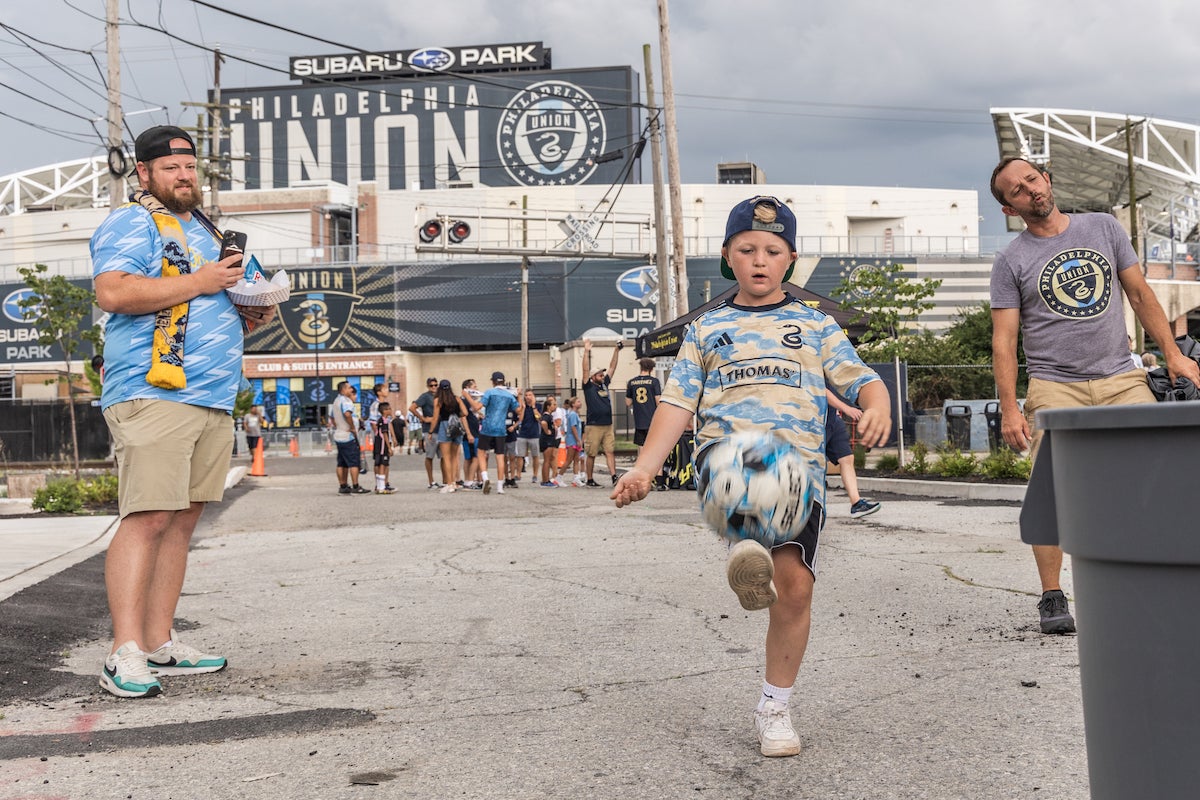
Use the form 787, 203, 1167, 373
581, 338, 622, 486
515, 389, 542, 486
431, 379, 470, 493
625, 357, 662, 457
409, 377, 440, 488
538, 395, 561, 486
472, 371, 519, 495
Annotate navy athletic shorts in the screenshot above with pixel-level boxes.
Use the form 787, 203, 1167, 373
825, 409, 852, 462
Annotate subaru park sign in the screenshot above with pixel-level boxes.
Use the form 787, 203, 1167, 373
221, 64, 638, 191
289, 42, 549, 81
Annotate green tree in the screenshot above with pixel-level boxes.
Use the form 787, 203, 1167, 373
18, 264, 102, 479
835, 262, 942, 359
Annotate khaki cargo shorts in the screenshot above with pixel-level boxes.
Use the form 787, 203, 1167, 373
1025, 367, 1154, 463
584, 423, 615, 457
103, 398, 233, 518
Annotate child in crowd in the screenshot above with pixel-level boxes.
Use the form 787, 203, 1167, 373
561, 396, 584, 486
372, 401, 396, 494
611, 196, 891, 758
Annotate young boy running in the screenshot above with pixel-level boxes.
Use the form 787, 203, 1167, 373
611, 196, 892, 758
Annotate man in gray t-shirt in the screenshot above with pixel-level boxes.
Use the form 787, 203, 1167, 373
989, 156, 1200, 635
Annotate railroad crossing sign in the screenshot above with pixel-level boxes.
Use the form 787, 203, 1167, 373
559, 213, 600, 251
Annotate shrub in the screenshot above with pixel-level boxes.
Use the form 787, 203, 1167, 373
932, 445, 978, 478
979, 448, 1032, 480
32, 478, 83, 514
903, 441, 931, 475
79, 473, 119, 505
873, 453, 901, 472
852, 444, 866, 470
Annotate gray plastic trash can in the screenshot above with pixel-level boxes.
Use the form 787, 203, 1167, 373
944, 404, 971, 450
1020, 403, 1200, 800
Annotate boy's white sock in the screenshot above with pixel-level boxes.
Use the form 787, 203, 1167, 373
375, 474, 385, 491
481, 470, 489, 483
758, 681, 793, 712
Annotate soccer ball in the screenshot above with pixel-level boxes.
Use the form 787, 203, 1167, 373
696, 432, 815, 547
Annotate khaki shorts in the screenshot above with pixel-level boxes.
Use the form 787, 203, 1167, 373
584, 424, 615, 457
1025, 368, 1154, 463
103, 398, 233, 518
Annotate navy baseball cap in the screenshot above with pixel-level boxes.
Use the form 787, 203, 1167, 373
134, 125, 197, 162
719, 195, 798, 281
491, 371, 505, 382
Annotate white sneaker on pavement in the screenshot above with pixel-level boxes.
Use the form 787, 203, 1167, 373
754, 700, 801, 757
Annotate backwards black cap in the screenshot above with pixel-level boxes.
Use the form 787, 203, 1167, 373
134, 125, 196, 162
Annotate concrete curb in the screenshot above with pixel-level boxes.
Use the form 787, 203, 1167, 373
828, 474, 1026, 502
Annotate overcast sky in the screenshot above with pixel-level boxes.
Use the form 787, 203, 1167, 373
3, 0, 1200, 235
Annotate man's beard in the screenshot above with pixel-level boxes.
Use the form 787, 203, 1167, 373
1028, 189, 1055, 219
149, 175, 201, 214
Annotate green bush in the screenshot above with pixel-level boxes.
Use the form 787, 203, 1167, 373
873, 453, 901, 472
932, 445, 978, 478
32, 479, 83, 513
979, 448, 1032, 480
852, 444, 866, 470
79, 473, 119, 505
903, 441, 931, 475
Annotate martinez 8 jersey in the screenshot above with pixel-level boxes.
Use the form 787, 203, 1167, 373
660, 293, 881, 509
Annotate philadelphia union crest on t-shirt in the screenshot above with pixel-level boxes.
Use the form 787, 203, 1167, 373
1038, 248, 1113, 319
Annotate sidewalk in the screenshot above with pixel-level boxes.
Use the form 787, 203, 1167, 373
0, 453, 1085, 799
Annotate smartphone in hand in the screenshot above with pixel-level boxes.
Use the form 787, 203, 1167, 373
220, 230, 247, 262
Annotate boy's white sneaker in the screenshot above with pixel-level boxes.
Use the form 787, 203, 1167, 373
754, 700, 801, 757
726, 540, 777, 611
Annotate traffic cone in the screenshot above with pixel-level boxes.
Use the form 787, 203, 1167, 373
324, 436, 333, 454
250, 437, 267, 477
289, 437, 299, 457
361, 434, 373, 455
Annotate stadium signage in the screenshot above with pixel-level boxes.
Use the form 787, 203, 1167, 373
222, 66, 634, 191
289, 42, 547, 81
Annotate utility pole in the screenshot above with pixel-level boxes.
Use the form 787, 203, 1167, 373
643, 45, 671, 329
208, 47, 224, 222
657, 0, 688, 316
1125, 116, 1139, 259
521, 195, 530, 390
105, 0, 123, 207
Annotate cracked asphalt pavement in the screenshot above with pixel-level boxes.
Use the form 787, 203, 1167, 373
0, 454, 1085, 799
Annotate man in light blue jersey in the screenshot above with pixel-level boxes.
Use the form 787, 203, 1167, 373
91, 125, 275, 698
470, 371, 519, 495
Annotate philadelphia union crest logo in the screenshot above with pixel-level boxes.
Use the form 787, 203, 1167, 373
1039, 249, 1113, 319
499, 80, 606, 186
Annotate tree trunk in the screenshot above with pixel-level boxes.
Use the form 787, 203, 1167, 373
65, 352, 81, 480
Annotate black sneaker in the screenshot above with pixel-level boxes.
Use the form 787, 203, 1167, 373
585, 479, 601, 487
1037, 590, 1076, 634
850, 499, 881, 518
350, 485, 370, 494
338, 485, 351, 495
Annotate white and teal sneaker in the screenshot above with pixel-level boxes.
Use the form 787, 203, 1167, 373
99, 641, 163, 698
147, 630, 227, 676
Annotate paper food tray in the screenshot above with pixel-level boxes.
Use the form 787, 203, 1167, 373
225, 263, 290, 306
227, 284, 290, 306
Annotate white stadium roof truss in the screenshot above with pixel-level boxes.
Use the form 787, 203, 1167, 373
992, 108, 1200, 245
0, 157, 131, 216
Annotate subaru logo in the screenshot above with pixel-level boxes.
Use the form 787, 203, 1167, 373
2, 288, 39, 323
616, 265, 658, 307
409, 47, 455, 71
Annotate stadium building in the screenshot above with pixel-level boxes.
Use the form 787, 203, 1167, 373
2, 40, 1197, 427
